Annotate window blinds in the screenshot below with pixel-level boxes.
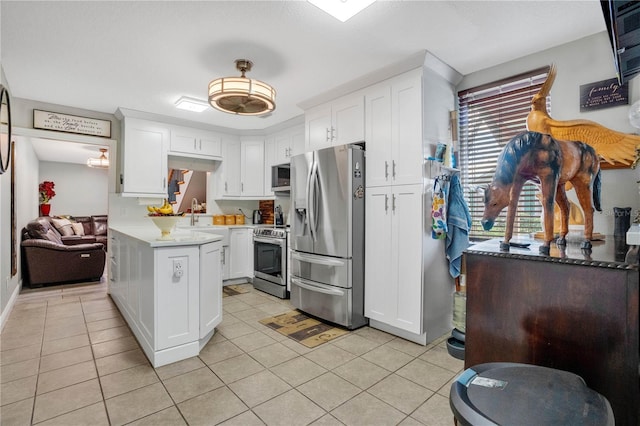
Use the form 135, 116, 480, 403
458, 67, 550, 239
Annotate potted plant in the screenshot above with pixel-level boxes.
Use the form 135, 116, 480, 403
39, 181, 56, 216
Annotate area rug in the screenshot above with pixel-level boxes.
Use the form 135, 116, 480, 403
222, 284, 250, 297
259, 310, 349, 348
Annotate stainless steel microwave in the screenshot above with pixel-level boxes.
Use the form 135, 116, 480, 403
271, 163, 290, 192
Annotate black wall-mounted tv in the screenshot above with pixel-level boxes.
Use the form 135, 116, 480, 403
601, 0, 640, 84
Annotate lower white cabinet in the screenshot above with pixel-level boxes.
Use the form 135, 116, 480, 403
364, 184, 424, 335
229, 228, 254, 280
200, 242, 222, 339
109, 230, 222, 367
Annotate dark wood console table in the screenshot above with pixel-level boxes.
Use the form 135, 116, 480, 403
464, 238, 638, 425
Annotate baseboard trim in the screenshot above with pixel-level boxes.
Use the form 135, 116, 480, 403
1, 281, 22, 332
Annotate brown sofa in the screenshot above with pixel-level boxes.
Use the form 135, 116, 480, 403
21, 217, 107, 287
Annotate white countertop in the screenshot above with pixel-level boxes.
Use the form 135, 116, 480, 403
110, 225, 224, 248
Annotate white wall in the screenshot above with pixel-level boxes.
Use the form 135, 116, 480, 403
0, 133, 40, 328
39, 161, 108, 216
457, 32, 640, 235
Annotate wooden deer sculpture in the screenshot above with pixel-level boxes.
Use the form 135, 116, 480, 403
481, 131, 601, 255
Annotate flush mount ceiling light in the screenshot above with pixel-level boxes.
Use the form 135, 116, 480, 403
175, 96, 209, 112
87, 148, 109, 169
208, 59, 276, 116
308, 0, 376, 22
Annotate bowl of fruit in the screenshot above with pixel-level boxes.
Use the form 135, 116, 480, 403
147, 200, 185, 241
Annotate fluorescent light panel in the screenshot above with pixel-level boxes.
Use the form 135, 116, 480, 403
308, 0, 376, 22
175, 96, 209, 112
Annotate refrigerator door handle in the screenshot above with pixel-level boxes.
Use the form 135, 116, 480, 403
292, 277, 346, 296
291, 251, 345, 267
308, 160, 319, 241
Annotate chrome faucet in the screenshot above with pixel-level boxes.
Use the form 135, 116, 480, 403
190, 198, 199, 226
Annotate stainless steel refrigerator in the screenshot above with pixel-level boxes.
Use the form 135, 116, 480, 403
290, 144, 367, 329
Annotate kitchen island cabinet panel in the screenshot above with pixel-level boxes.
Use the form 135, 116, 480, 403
464, 239, 639, 426
109, 229, 223, 367
200, 242, 222, 339
155, 247, 199, 351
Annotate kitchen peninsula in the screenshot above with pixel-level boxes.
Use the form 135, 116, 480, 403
109, 225, 224, 367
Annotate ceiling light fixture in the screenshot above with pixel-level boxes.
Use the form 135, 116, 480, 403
308, 0, 376, 22
208, 59, 276, 116
87, 148, 109, 169
175, 96, 209, 112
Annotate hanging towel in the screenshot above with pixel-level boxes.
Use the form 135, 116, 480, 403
445, 174, 472, 278
431, 177, 448, 240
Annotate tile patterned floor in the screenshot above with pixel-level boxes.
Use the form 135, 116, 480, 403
0, 280, 463, 425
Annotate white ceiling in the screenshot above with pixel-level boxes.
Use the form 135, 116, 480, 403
2, 1, 607, 163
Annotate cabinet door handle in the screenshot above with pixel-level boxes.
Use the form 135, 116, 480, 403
241, 182, 244, 192
392, 160, 396, 179
199, 140, 202, 151
384, 194, 389, 212
384, 161, 389, 179
326, 128, 331, 142
194, 140, 197, 150
225, 182, 228, 192
331, 127, 335, 141
163, 179, 166, 189
392, 194, 396, 212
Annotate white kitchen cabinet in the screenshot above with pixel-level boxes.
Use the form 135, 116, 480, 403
170, 126, 222, 159
241, 138, 265, 196
213, 137, 265, 199
363, 63, 459, 345
229, 228, 253, 280
221, 245, 230, 280
365, 69, 423, 187
306, 93, 364, 151
365, 184, 424, 334
155, 246, 200, 350
109, 230, 223, 367
270, 124, 305, 165
120, 117, 169, 197
199, 242, 222, 339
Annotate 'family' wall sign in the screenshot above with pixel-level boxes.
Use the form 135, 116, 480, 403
33, 110, 111, 138
579, 78, 628, 112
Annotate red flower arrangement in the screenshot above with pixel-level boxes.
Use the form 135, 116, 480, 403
39, 181, 56, 204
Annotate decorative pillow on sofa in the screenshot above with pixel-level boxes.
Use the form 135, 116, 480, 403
51, 217, 75, 237
70, 222, 85, 236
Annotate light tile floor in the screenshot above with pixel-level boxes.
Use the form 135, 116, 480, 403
0, 280, 463, 425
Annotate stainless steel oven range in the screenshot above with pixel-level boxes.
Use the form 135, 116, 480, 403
253, 227, 288, 299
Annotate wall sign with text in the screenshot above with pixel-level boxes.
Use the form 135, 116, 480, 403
579, 78, 628, 112
33, 109, 111, 138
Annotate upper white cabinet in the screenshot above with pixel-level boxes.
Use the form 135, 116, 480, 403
306, 93, 364, 151
213, 137, 265, 199
366, 69, 423, 187
271, 124, 305, 165
241, 138, 265, 197
169, 126, 222, 159
120, 117, 169, 197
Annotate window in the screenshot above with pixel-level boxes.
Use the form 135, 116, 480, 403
458, 67, 550, 238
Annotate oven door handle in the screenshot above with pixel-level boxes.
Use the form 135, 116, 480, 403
253, 237, 286, 246
291, 277, 345, 296
291, 252, 344, 267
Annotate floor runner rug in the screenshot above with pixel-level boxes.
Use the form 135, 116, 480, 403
259, 310, 349, 348
222, 284, 250, 297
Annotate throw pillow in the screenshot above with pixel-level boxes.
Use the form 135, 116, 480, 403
51, 217, 75, 237
70, 222, 85, 236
